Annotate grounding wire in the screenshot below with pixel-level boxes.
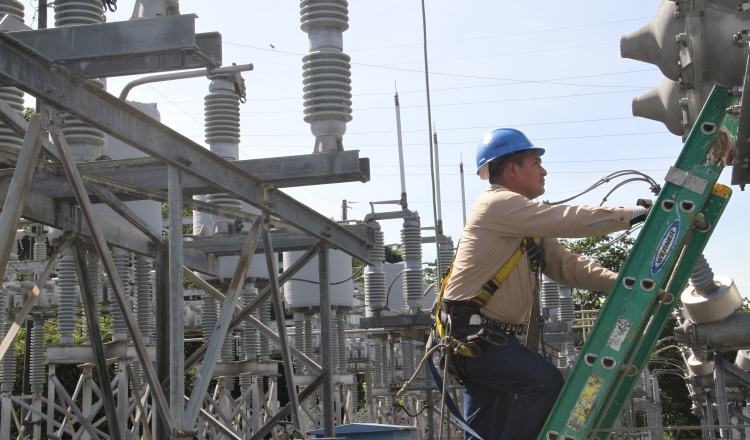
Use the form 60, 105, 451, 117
288, 264, 366, 286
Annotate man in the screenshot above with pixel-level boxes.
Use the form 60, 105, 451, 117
441, 128, 646, 440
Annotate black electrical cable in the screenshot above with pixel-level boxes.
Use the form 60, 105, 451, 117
288, 264, 366, 286
101, 0, 117, 12
397, 403, 428, 417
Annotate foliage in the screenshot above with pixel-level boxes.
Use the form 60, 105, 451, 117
559, 234, 634, 310
23, 107, 35, 121
560, 234, 699, 438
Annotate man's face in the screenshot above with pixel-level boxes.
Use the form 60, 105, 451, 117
515, 151, 547, 199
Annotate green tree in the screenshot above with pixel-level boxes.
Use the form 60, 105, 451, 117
561, 234, 700, 439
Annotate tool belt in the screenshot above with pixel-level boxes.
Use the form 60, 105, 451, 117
441, 300, 523, 337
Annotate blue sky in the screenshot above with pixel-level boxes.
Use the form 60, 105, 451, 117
20, 1, 749, 297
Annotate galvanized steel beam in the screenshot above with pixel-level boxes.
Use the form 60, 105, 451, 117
7, 15, 221, 78
0, 31, 371, 263
261, 214, 301, 432
183, 216, 263, 430
71, 238, 123, 440
49, 127, 177, 435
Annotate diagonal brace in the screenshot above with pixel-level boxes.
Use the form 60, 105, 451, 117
184, 215, 263, 428
48, 125, 177, 435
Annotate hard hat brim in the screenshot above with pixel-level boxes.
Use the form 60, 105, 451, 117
476, 147, 545, 180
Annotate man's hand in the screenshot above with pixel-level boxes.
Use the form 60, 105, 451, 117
630, 199, 653, 226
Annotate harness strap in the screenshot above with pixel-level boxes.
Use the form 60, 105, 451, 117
425, 334, 485, 440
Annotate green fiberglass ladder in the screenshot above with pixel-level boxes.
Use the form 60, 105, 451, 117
539, 86, 740, 440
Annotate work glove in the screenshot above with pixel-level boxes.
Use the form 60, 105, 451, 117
629, 198, 653, 226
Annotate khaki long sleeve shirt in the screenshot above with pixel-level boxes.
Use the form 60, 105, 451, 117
442, 184, 635, 325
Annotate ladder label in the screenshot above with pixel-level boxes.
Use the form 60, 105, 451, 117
651, 219, 680, 275
606, 317, 632, 352
568, 374, 604, 432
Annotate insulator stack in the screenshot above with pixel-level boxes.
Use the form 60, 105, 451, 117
30, 316, 45, 391
542, 276, 561, 322
258, 299, 271, 361
294, 312, 305, 373
300, 0, 353, 152
0, 87, 23, 153
330, 315, 339, 373
205, 77, 243, 233
110, 249, 129, 342
33, 235, 47, 261
54, 0, 106, 162
401, 216, 423, 312
0, 320, 14, 386
86, 251, 102, 317
134, 256, 154, 344
0, 1, 24, 154
371, 339, 383, 388
54, 0, 103, 26
364, 359, 373, 403
690, 254, 716, 294
303, 313, 314, 364
438, 236, 454, 278
202, 294, 218, 347
57, 249, 77, 345
378, 338, 389, 387
241, 282, 258, 361
401, 338, 415, 384
221, 312, 235, 362
364, 222, 386, 315
559, 286, 576, 368
205, 78, 241, 156
337, 312, 347, 373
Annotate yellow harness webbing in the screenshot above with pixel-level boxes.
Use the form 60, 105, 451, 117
436, 237, 539, 349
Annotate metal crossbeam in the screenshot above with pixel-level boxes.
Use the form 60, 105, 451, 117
7, 14, 221, 77
0, 31, 371, 263
0, 151, 369, 195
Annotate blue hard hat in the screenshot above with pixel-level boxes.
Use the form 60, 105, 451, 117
476, 128, 545, 180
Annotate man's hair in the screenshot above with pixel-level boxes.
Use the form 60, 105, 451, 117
488, 151, 528, 179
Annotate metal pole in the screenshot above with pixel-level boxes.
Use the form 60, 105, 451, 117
184, 216, 263, 429
49, 126, 177, 435
167, 165, 185, 430
426, 389, 434, 440
71, 238, 124, 440
714, 352, 731, 438
0, 115, 45, 281
420, 0, 442, 279
261, 213, 302, 433
459, 158, 467, 226
433, 130, 443, 225
318, 245, 335, 436
394, 89, 407, 209
154, 245, 170, 440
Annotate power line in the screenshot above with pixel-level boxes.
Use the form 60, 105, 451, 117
224, 42, 649, 89
141, 69, 653, 104
208, 116, 638, 137
235, 131, 672, 149
369, 156, 677, 167
159, 89, 649, 116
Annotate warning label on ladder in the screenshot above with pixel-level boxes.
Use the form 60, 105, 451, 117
606, 317, 632, 352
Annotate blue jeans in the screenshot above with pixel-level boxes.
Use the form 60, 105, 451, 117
453, 324, 564, 440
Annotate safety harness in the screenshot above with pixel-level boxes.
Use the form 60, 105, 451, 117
435, 236, 544, 357
418, 237, 545, 439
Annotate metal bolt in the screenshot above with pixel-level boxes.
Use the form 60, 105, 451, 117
45, 86, 55, 93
